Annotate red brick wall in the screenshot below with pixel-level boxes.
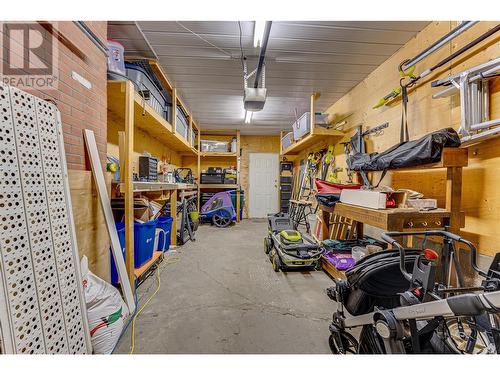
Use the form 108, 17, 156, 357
1, 21, 108, 170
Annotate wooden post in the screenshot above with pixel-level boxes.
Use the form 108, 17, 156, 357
197, 134, 201, 210
170, 190, 177, 246
188, 116, 193, 147
236, 130, 241, 223
123, 81, 135, 290
310, 92, 320, 136
321, 208, 330, 240
172, 88, 177, 134
118, 131, 125, 184
446, 166, 463, 234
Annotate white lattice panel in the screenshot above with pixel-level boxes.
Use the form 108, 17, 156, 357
0, 83, 91, 354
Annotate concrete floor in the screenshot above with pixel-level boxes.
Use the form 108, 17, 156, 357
115, 219, 336, 354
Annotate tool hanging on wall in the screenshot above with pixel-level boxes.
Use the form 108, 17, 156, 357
321, 145, 335, 180
297, 150, 324, 199
342, 122, 389, 188
374, 23, 500, 109
374, 23, 500, 143
432, 57, 500, 145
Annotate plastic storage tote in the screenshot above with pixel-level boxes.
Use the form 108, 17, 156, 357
110, 222, 126, 284
281, 131, 294, 150
156, 216, 173, 252
134, 219, 158, 267
107, 40, 125, 75
125, 62, 169, 121
292, 112, 331, 141
200, 140, 229, 152
110, 220, 158, 283
176, 109, 189, 140
292, 112, 311, 140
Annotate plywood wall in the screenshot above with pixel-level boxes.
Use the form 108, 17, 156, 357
311, 21, 500, 255
68, 170, 111, 281
107, 120, 183, 175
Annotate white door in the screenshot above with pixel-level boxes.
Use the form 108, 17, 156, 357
249, 153, 279, 218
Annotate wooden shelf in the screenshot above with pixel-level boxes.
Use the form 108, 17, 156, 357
333, 203, 459, 231
395, 148, 468, 171
281, 127, 344, 155
118, 181, 199, 193
107, 81, 197, 155
134, 251, 163, 279
200, 152, 237, 158
199, 184, 239, 189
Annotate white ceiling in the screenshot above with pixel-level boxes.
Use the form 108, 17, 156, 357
108, 21, 429, 135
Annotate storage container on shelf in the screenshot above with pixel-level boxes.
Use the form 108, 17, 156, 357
200, 140, 229, 152
107, 40, 125, 75
176, 106, 189, 140
292, 112, 331, 141
124, 62, 171, 121
281, 131, 294, 150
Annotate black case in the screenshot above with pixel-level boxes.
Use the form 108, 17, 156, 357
200, 172, 224, 184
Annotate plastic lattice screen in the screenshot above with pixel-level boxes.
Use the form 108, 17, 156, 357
0, 83, 91, 354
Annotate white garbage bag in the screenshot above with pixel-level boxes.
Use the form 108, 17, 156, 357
81, 256, 129, 354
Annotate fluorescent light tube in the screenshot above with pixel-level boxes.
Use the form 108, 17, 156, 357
253, 21, 266, 48
244, 111, 253, 124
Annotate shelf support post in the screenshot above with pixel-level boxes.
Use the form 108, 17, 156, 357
124, 81, 135, 289
170, 190, 177, 246
172, 87, 177, 134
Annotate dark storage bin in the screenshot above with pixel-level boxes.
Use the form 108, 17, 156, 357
280, 184, 292, 192
200, 172, 224, 184
280, 191, 292, 201
124, 62, 171, 121
280, 176, 293, 184
280, 162, 293, 172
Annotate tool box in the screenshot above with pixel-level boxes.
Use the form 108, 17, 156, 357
200, 172, 224, 184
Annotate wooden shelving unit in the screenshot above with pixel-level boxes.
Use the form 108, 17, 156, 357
197, 129, 241, 223
279, 92, 344, 156
107, 59, 202, 288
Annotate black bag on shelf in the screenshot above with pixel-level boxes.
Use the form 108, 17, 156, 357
315, 193, 340, 207
347, 127, 461, 172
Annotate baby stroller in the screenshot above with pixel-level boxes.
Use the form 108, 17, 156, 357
326, 230, 500, 354
200, 190, 237, 228
264, 213, 323, 272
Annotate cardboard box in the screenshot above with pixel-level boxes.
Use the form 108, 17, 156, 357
340, 189, 387, 209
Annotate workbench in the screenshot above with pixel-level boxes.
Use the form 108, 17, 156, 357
319, 147, 468, 280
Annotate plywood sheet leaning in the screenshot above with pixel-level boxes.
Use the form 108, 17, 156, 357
83, 129, 136, 314
0, 83, 91, 353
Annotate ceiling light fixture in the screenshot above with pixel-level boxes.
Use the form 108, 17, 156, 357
244, 111, 253, 124
253, 20, 266, 48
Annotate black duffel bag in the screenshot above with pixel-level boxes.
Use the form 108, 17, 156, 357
347, 127, 461, 172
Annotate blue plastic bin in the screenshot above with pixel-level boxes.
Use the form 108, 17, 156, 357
110, 222, 126, 284
110, 220, 158, 283
134, 219, 158, 267
156, 216, 173, 252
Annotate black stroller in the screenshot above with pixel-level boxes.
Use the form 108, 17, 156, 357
327, 230, 500, 354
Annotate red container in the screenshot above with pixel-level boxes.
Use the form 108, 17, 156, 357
315, 180, 361, 194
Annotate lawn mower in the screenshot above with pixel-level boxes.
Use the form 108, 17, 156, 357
264, 213, 323, 272
199, 190, 237, 228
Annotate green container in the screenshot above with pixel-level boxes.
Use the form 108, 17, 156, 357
230, 190, 244, 220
